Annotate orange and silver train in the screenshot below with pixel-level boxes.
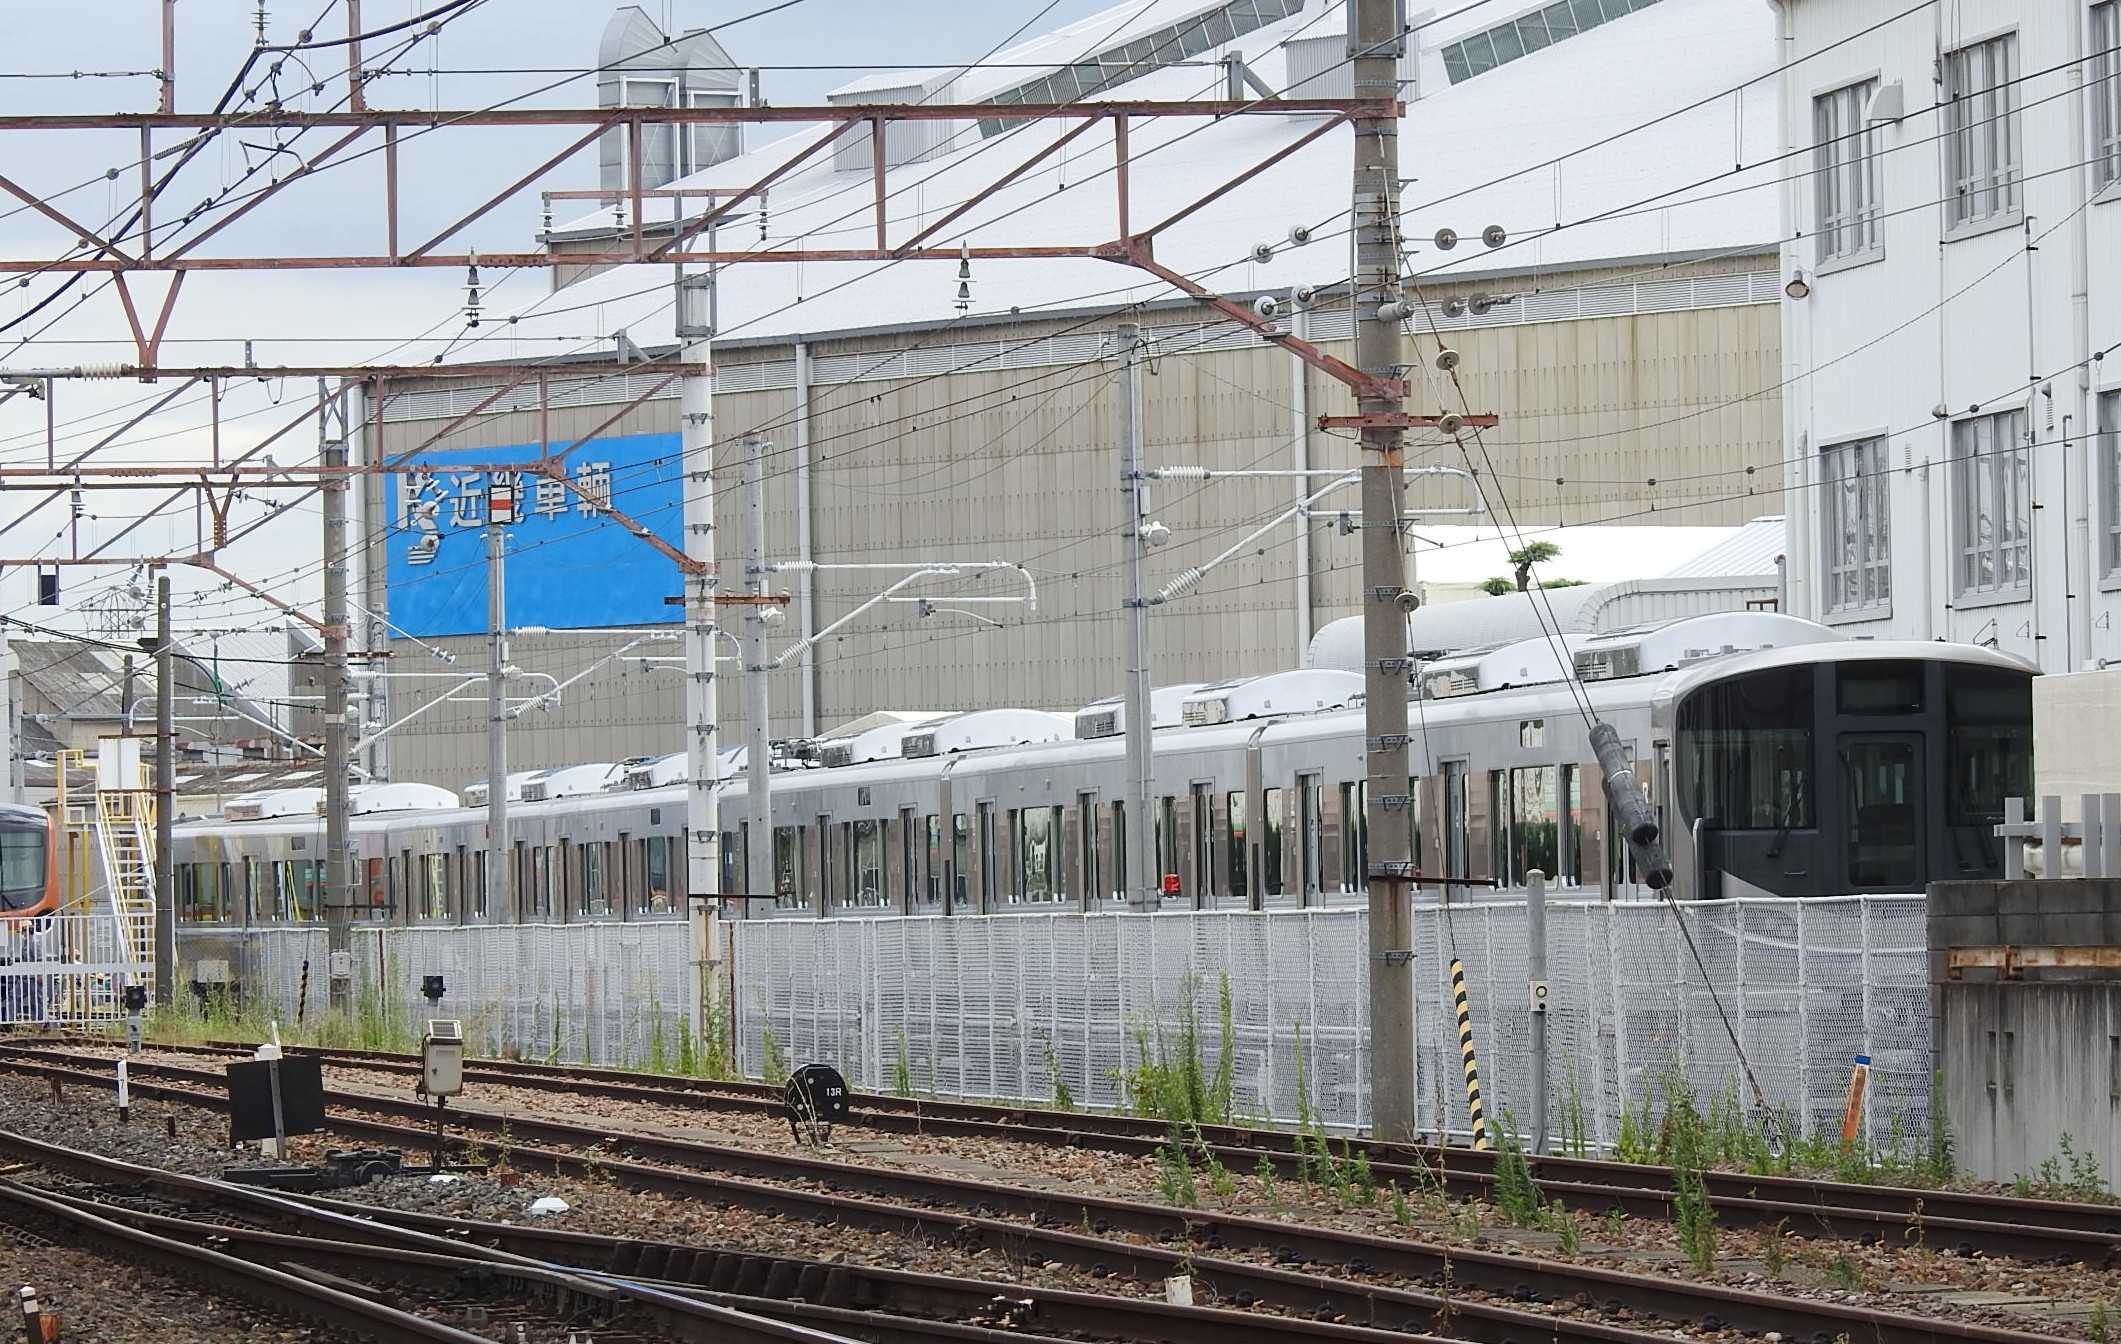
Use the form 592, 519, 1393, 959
0, 802, 58, 920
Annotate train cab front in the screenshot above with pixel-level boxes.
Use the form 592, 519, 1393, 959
1671, 648, 2033, 898
0, 803, 57, 919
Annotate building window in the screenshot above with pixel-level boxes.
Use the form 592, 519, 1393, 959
1820, 437, 1891, 613
2096, 3, 2121, 191
1814, 80, 1882, 261
1943, 34, 2020, 230
1951, 408, 2031, 599
2100, 390, 2121, 576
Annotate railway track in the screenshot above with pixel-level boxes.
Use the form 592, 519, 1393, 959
0, 1047, 2085, 1344
3, 1124, 1451, 1344
126, 1037, 2121, 1260
0, 1175, 500, 1344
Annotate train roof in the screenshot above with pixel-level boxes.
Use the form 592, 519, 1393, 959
170, 625, 2038, 839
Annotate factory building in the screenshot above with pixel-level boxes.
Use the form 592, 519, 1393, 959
359, 0, 1790, 791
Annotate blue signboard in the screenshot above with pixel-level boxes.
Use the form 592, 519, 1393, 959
385, 433, 683, 637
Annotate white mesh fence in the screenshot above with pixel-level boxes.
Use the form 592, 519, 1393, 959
175, 923, 690, 1068
735, 911, 1371, 1129
1412, 896, 1933, 1149
737, 898, 1933, 1143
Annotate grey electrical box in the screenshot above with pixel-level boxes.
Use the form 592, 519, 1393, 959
421, 1019, 464, 1099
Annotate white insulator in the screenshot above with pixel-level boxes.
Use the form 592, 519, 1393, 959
1152, 466, 1211, 480
1156, 567, 1204, 602
80, 362, 128, 379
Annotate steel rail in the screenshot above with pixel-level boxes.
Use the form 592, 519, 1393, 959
170, 1038, 2121, 1255
0, 1178, 495, 1343
2, 1125, 1453, 1344
8, 1181, 899, 1344
0, 1051, 2079, 1344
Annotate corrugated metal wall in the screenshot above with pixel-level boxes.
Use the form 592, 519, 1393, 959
370, 258, 1780, 789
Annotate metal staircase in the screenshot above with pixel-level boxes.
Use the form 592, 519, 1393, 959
94, 786, 157, 969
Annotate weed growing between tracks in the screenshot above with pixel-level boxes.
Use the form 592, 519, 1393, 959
1040, 1032, 1073, 1110
2013, 1132, 2109, 1202
760, 1022, 791, 1087
1490, 1111, 1544, 1228
893, 1028, 914, 1098
1120, 972, 1235, 1127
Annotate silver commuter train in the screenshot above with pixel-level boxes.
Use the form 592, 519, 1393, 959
170, 611, 2034, 942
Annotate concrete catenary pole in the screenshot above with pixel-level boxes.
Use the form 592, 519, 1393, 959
741, 434, 772, 903
1116, 321, 1155, 910
321, 383, 354, 1015
1352, 0, 1417, 1142
677, 252, 723, 1044
153, 574, 174, 1008
0, 619, 16, 806
485, 515, 510, 919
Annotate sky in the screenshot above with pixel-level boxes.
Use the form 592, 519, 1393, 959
0, 0, 1120, 630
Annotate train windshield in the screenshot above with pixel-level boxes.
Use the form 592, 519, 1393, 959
1675, 656, 2034, 897
1944, 665, 2032, 824
0, 815, 47, 912
1676, 663, 1814, 831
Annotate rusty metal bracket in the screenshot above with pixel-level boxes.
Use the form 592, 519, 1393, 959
1945, 945, 2121, 979
1318, 412, 1497, 430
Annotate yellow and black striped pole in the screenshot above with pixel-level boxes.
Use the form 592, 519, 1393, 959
1450, 957, 1490, 1151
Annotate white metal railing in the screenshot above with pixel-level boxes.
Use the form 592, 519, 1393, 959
1996, 794, 2121, 878
0, 911, 151, 1026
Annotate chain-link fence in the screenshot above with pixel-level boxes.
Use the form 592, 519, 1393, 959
735, 897, 1932, 1144
1412, 896, 1931, 1150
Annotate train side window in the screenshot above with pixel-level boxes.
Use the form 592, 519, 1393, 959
419, 853, 448, 920
1340, 781, 1366, 894
1442, 761, 1469, 889
922, 816, 943, 905
1503, 765, 1560, 888
1262, 787, 1285, 898
1191, 783, 1214, 904
974, 804, 995, 909
1077, 794, 1099, 904
898, 808, 917, 909
1298, 775, 1323, 899
578, 842, 605, 917
770, 827, 802, 910
471, 849, 488, 919
1559, 766, 1583, 885
951, 814, 971, 908
854, 819, 882, 906
298, 859, 322, 922
1155, 796, 1178, 897
363, 857, 386, 920
644, 835, 676, 914
1109, 801, 1128, 901
1014, 806, 1060, 903
1225, 792, 1247, 900
1405, 775, 1424, 875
